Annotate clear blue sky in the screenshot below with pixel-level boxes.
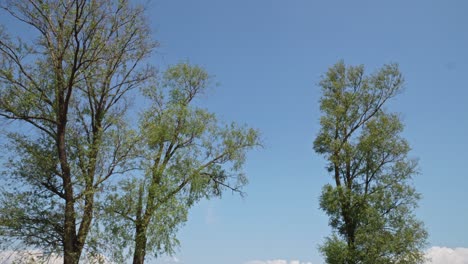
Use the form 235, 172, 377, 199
1, 1, 467, 264
144, 1, 468, 264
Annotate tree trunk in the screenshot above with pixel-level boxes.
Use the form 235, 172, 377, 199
57, 98, 82, 264
63, 198, 79, 264
63, 248, 80, 264
133, 223, 148, 264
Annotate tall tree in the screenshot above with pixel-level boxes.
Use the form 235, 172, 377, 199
314, 62, 427, 264
0, 1, 156, 263
100, 63, 260, 264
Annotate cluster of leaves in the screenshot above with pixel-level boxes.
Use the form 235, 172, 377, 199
314, 62, 427, 264
98, 63, 260, 263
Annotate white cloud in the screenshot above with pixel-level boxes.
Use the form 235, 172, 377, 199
0, 250, 111, 264
425, 247, 468, 264
245, 260, 312, 264
244, 247, 468, 264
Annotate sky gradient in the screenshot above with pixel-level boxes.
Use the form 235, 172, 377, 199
1, 1, 467, 264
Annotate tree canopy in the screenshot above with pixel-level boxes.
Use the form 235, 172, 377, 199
0, 2, 259, 264
100, 63, 260, 264
314, 61, 427, 264
0, 0, 155, 263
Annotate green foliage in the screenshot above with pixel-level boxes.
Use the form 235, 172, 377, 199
0, 0, 155, 262
101, 63, 260, 263
0, 2, 258, 264
314, 61, 427, 264
0, 134, 63, 251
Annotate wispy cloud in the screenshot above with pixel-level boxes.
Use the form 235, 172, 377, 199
0, 250, 59, 264
158, 255, 181, 264
4, 246, 468, 264
0, 250, 111, 264
204, 203, 217, 225
425, 247, 468, 264
245, 260, 313, 264
244, 247, 468, 264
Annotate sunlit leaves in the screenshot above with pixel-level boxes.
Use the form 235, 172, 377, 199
314, 62, 427, 264
101, 63, 260, 262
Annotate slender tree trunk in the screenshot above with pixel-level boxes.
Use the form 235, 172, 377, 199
63, 198, 79, 264
60, 142, 81, 264
132, 184, 148, 264
334, 156, 357, 264
57, 91, 82, 264
133, 223, 148, 264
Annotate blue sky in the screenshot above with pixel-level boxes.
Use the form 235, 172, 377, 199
143, 1, 468, 264
1, 1, 467, 264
